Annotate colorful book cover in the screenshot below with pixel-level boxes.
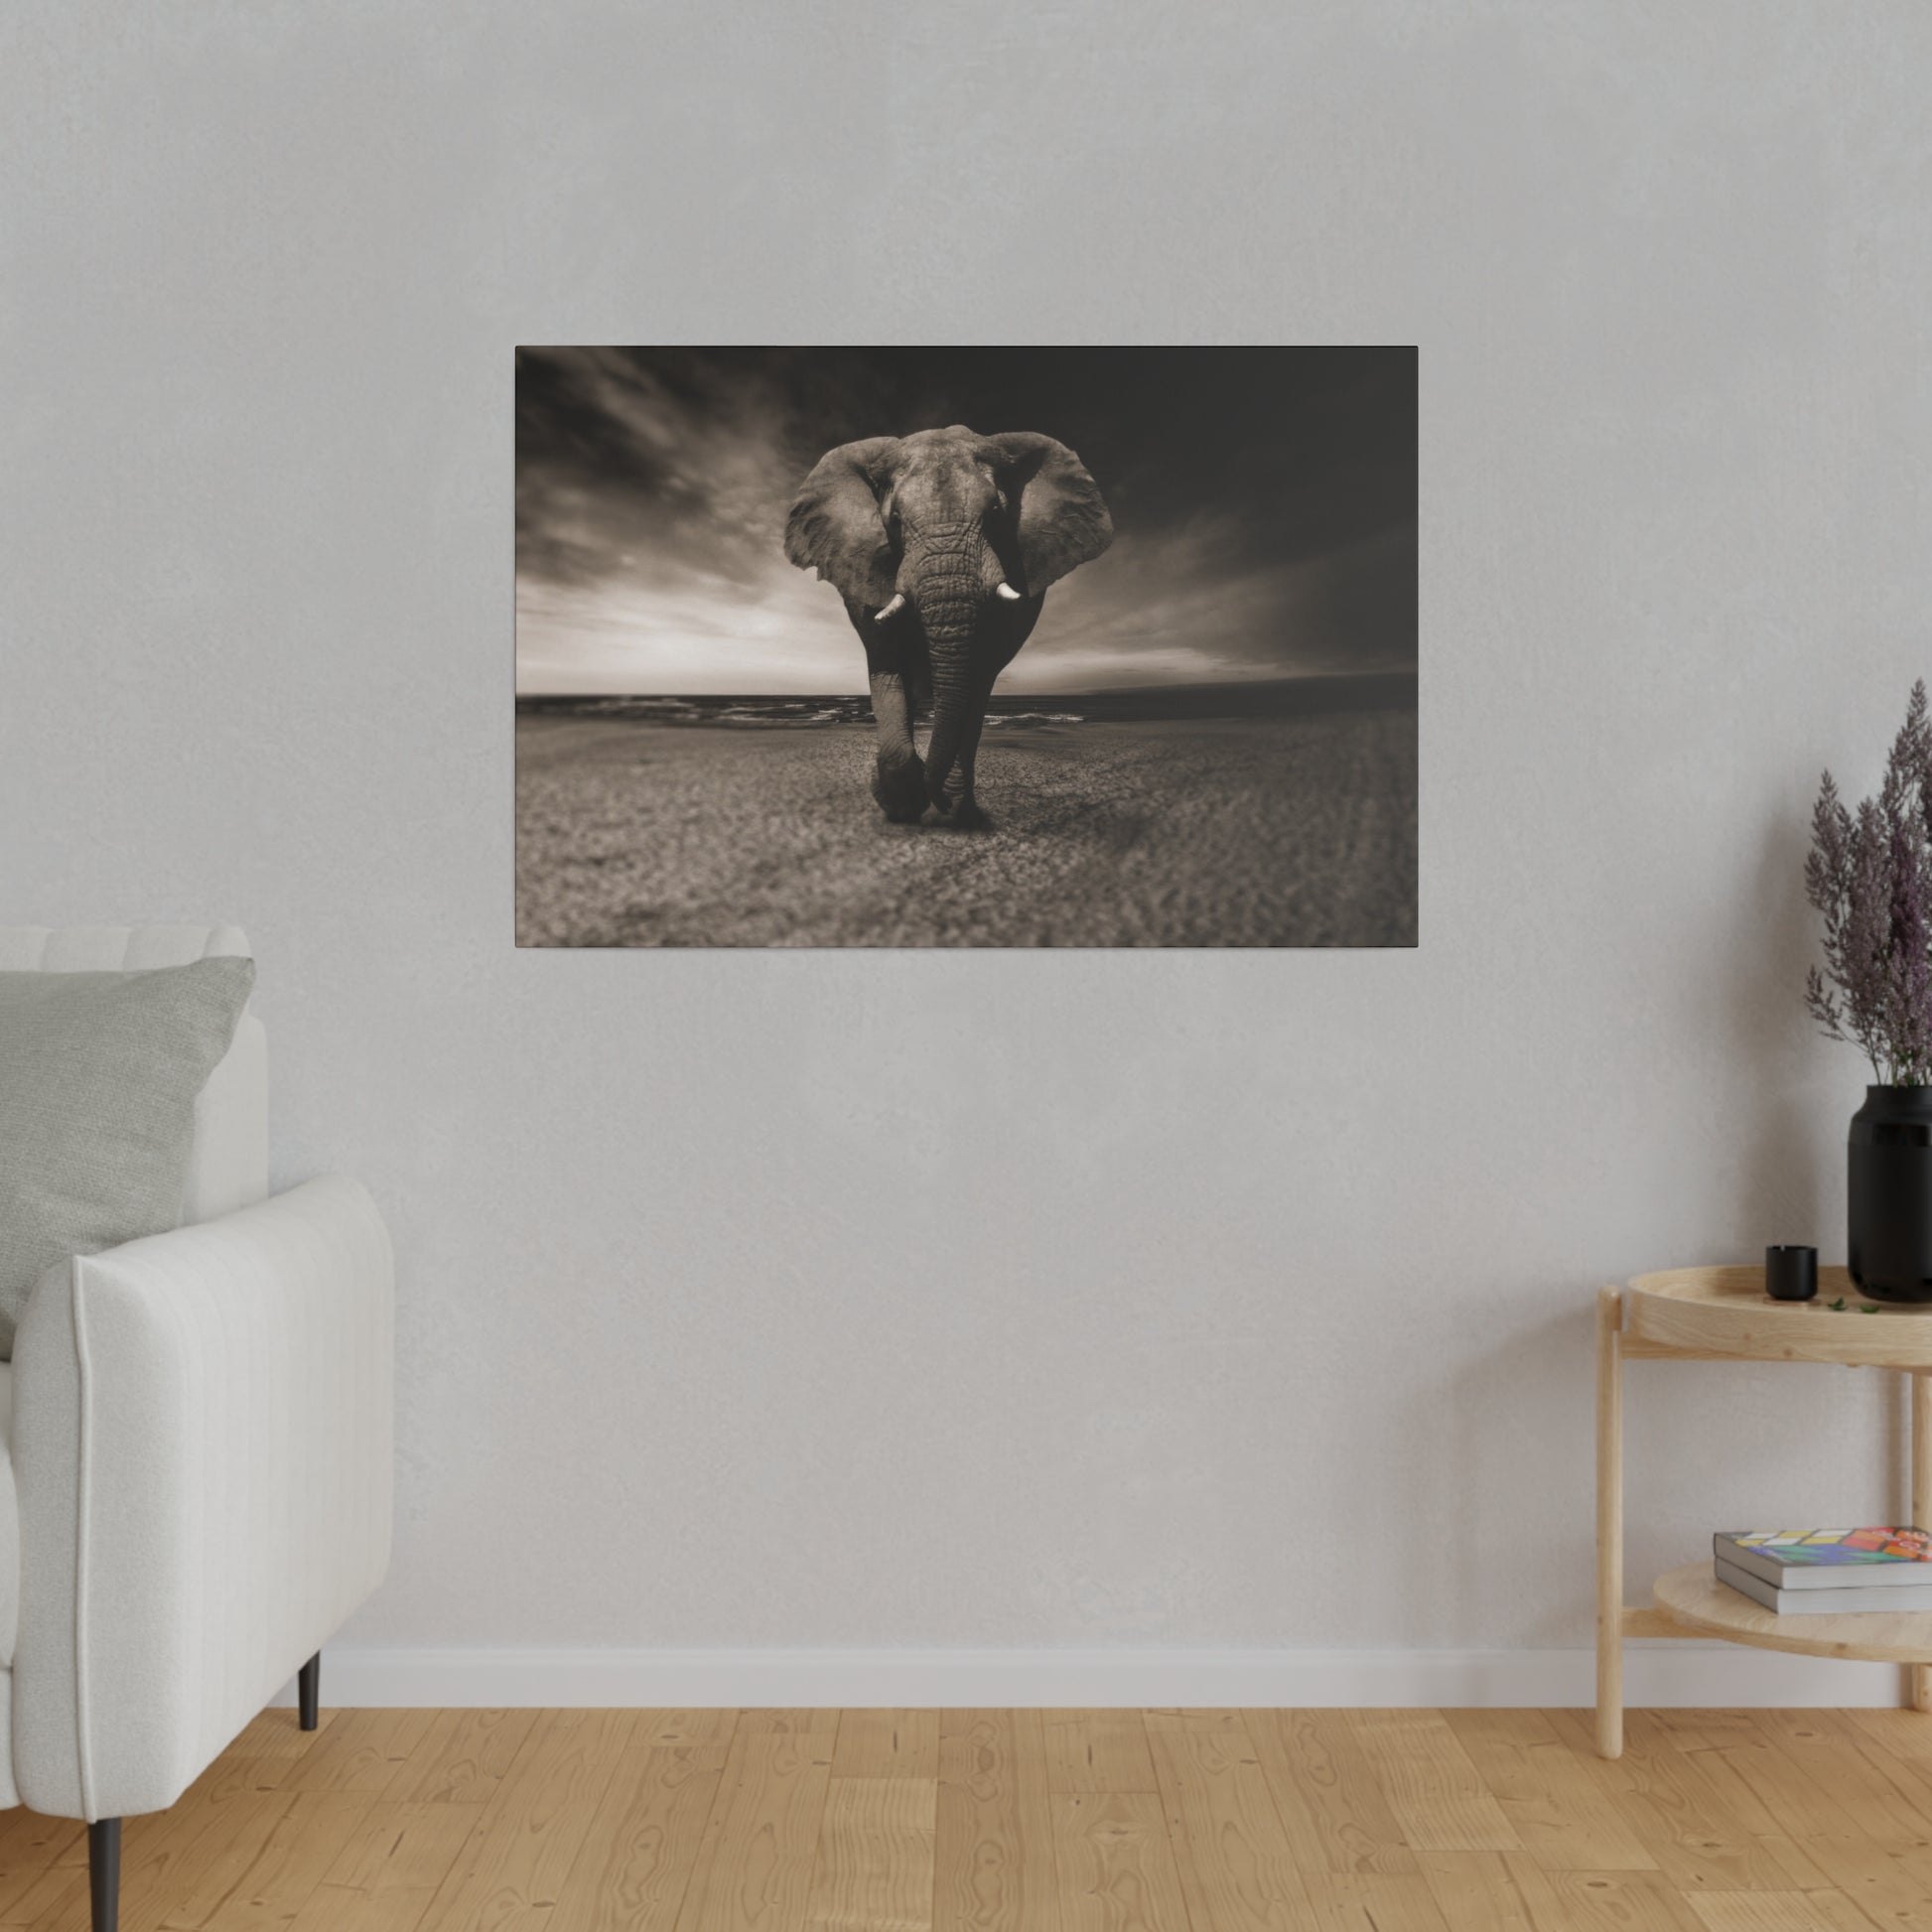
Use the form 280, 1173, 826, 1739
1721, 1528, 1932, 1568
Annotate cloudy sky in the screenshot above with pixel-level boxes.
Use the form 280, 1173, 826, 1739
515, 346, 1416, 696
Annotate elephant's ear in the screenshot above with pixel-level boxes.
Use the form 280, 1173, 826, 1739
982, 432, 1113, 594
783, 437, 900, 607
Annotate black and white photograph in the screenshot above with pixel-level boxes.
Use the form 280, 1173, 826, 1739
516, 346, 1418, 947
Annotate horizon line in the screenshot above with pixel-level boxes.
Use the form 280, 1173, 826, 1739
515, 667, 1418, 701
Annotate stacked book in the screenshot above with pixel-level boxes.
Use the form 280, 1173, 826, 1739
1716, 1528, 1932, 1613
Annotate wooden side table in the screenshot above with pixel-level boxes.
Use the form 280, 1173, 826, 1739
1596, 1266, 1932, 1758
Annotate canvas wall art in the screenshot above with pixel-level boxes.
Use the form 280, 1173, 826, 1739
516, 346, 1417, 947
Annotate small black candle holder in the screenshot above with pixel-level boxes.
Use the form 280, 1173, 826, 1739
1765, 1245, 1818, 1303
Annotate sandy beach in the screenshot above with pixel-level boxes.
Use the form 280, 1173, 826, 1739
516, 707, 1417, 947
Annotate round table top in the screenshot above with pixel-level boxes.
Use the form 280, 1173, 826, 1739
1625, 1265, 1932, 1367
1653, 1561, 1932, 1663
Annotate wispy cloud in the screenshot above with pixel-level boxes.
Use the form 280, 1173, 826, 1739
1011, 520, 1418, 693
516, 347, 1415, 694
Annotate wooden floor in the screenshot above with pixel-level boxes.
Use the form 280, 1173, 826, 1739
7, 1707, 1932, 1929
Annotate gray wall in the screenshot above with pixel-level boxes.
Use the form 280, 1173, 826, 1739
5, 1, 1930, 1656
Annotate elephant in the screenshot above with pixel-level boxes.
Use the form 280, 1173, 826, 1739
783, 425, 1112, 827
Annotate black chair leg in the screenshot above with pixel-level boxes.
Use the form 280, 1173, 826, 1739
84, 1659, 318, 1931
89, 1818, 120, 1932
298, 1651, 321, 1731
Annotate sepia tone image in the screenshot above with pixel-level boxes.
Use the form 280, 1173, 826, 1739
516, 346, 1417, 947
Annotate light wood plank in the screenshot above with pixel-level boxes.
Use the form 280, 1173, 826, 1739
1050, 1793, 1187, 1932
228, 1711, 337, 1762
1145, 1711, 1311, 1930
1344, 1712, 1521, 1855
1299, 1871, 1452, 1931
1537, 1869, 1709, 1931
384, 1710, 540, 1805
832, 1714, 940, 1782
416, 1709, 634, 1931
0, 1815, 84, 1923
129, 1792, 297, 1932
10, 1867, 91, 1932
0, 1830, 91, 1932
1040, 1716, 1155, 1795
1443, 1709, 1653, 1869
286, 1802, 486, 1932
1245, 1708, 1417, 1875
646, 1713, 742, 1748
1638, 1712, 1769, 1754
549, 1744, 728, 1932
1748, 1709, 1932, 1839
740, 1712, 842, 1735
675, 1727, 834, 1932
1416, 1851, 1557, 1932
195, 1790, 375, 1930
1598, 1722, 1838, 1893
1842, 1703, 1932, 1805
1685, 1891, 1875, 1931
1140, 1709, 1246, 1735
804, 1777, 935, 1931
1751, 1840, 1843, 1894
272, 1711, 442, 1796
1687, 1732, 1876, 1844
1796, 1835, 1932, 1932
1650, 1754, 1849, 1871
1543, 1709, 1814, 1894
933, 1711, 1061, 1932
1846, 1701, 1932, 1762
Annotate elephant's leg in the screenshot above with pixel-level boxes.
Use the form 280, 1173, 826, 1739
929, 702, 991, 829
868, 671, 927, 822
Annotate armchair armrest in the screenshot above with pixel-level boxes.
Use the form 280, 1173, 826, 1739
10, 1176, 393, 1820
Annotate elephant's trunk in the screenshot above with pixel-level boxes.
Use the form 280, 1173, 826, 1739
922, 640, 979, 807
911, 536, 990, 809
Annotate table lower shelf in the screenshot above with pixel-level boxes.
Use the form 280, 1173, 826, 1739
1648, 1562, 1932, 1664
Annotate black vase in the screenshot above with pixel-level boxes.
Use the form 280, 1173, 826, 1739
1849, 1085, 1932, 1303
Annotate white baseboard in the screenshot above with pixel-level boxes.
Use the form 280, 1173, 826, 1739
273, 1643, 1914, 1709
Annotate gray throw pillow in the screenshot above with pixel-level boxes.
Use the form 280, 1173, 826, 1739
0, 956, 256, 1356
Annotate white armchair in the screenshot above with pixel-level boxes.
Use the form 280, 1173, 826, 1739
0, 926, 393, 1932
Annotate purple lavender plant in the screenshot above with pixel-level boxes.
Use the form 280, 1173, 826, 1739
1806, 681, 1932, 1084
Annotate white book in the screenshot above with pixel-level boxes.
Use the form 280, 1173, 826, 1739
1716, 1557, 1932, 1616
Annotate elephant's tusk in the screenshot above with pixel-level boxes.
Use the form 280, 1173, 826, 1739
874, 593, 906, 622
995, 582, 1022, 602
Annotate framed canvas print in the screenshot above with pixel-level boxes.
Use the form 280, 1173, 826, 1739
516, 346, 1417, 947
